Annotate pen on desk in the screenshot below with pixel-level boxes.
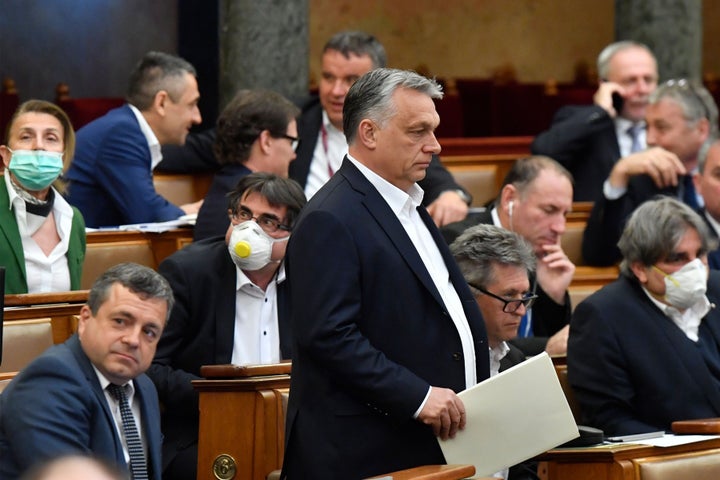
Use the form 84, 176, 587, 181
606, 431, 665, 442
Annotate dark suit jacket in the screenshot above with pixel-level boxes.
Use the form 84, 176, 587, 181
65, 105, 184, 227
582, 176, 675, 266
0, 335, 163, 479
0, 181, 86, 294
531, 105, 621, 202
157, 98, 468, 207
192, 163, 252, 240
567, 273, 720, 436
147, 238, 292, 471
281, 158, 489, 479
441, 209, 572, 355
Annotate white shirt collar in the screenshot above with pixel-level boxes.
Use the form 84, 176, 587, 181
641, 286, 711, 342
128, 104, 163, 170
235, 262, 286, 291
346, 153, 425, 214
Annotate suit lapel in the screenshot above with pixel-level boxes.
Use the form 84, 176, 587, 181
341, 161, 446, 308
0, 180, 27, 287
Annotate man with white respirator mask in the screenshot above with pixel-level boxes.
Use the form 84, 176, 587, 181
568, 196, 720, 436
146, 172, 306, 480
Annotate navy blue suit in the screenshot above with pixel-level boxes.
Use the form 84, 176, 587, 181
65, 105, 184, 227
568, 272, 720, 436
532, 105, 621, 202
700, 209, 720, 270
147, 238, 292, 478
0, 335, 163, 479
281, 158, 489, 479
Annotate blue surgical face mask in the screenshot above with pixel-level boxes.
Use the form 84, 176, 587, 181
7, 149, 64, 191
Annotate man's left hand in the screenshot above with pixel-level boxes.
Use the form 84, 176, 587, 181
427, 191, 469, 227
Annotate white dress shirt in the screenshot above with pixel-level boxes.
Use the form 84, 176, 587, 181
304, 110, 348, 200
230, 265, 284, 365
128, 104, 163, 170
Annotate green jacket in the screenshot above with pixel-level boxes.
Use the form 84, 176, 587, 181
0, 179, 86, 294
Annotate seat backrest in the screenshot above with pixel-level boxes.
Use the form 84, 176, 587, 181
0, 371, 18, 394
555, 364, 582, 424
446, 165, 499, 207
635, 448, 720, 480
81, 240, 156, 289
1, 318, 54, 373
153, 173, 213, 206
561, 222, 585, 266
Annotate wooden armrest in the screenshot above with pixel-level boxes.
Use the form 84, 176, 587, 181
4, 290, 89, 307
364, 464, 477, 479
200, 361, 292, 378
672, 418, 720, 434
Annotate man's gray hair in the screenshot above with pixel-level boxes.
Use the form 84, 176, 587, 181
127, 51, 197, 110
649, 79, 719, 136
324, 31, 387, 69
450, 224, 536, 292
343, 68, 443, 144
87, 262, 175, 322
618, 197, 716, 278
597, 41, 654, 80
494, 155, 574, 207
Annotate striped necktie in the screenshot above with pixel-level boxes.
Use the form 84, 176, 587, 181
108, 383, 149, 480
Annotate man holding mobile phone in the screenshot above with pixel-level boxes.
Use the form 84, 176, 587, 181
532, 41, 658, 202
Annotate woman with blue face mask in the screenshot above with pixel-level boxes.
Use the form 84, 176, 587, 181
0, 100, 85, 294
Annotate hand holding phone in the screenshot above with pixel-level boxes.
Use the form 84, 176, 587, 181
611, 92, 625, 115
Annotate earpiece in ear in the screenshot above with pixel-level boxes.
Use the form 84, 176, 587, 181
508, 200, 514, 217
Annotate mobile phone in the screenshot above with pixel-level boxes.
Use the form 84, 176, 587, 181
611, 92, 625, 114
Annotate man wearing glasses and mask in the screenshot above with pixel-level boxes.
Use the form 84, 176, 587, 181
569, 197, 720, 436
146, 172, 306, 480
451, 224, 539, 480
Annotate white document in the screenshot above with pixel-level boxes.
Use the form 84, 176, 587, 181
439, 352, 578, 478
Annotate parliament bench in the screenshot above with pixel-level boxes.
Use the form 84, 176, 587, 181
4, 291, 88, 345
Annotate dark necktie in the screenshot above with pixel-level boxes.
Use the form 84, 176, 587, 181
627, 124, 643, 153
108, 384, 149, 480
682, 175, 700, 210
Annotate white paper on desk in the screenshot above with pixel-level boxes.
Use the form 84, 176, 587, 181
439, 352, 579, 478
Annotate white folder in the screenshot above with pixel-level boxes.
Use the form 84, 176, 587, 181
439, 352, 579, 478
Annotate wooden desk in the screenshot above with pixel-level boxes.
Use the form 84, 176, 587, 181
538, 437, 720, 480
193, 364, 291, 480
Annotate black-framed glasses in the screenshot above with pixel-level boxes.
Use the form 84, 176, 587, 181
277, 134, 299, 151
231, 207, 291, 233
468, 283, 538, 313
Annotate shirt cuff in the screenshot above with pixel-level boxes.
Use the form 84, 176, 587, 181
413, 386, 432, 419
603, 179, 627, 200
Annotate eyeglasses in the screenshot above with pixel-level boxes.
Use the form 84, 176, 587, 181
660, 79, 712, 121
231, 207, 291, 233
277, 134, 299, 151
468, 283, 538, 313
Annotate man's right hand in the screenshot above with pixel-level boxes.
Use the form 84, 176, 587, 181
608, 147, 686, 190
417, 386, 466, 440
594, 81, 624, 118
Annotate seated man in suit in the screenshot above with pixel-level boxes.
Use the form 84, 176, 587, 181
442, 156, 575, 356
532, 41, 658, 202
0, 263, 173, 479
157, 30, 470, 227
582, 79, 717, 266
65, 51, 203, 227
569, 197, 720, 436
694, 139, 720, 269
282, 68, 489, 478
193, 89, 300, 240
147, 173, 306, 480
450, 224, 537, 480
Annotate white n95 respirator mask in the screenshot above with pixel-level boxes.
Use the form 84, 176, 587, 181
227, 221, 289, 271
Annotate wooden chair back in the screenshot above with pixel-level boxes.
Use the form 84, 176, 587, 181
81, 240, 156, 289
554, 363, 582, 424
0, 371, 18, 394
446, 164, 499, 207
153, 172, 213, 206
1, 318, 54, 373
